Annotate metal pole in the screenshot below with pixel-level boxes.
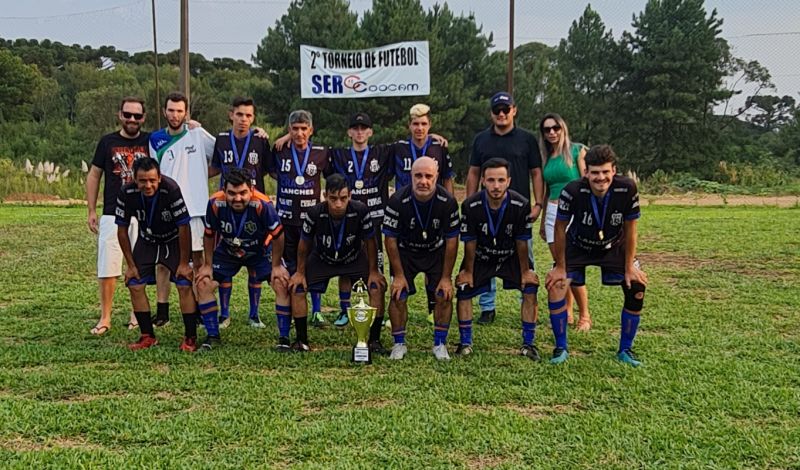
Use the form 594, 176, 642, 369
151, 0, 161, 129
507, 0, 514, 93
179, 0, 190, 108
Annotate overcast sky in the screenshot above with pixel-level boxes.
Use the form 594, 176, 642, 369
2, 0, 798, 107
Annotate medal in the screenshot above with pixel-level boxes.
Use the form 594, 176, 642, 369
140, 191, 160, 237
335, 251, 339, 260
590, 191, 611, 243
329, 210, 347, 262
350, 146, 370, 191
291, 143, 311, 188
598, 230, 604, 241
493, 238, 496, 246
146, 227, 152, 235
230, 210, 247, 249
229, 129, 253, 169
483, 191, 509, 248
295, 175, 305, 185
422, 230, 428, 240
232, 237, 242, 247
412, 196, 434, 243
355, 180, 364, 189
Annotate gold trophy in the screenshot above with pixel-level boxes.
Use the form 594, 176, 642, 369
347, 279, 376, 364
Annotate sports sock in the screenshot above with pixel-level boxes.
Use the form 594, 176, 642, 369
549, 298, 568, 350
247, 275, 262, 320
183, 312, 199, 338
521, 321, 536, 346
135, 311, 154, 336
369, 315, 384, 342
392, 327, 406, 345
339, 291, 351, 316
295, 316, 308, 344
219, 282, 232, 319
311, 292, 322, 314
619, 309, 641, 352
275, 304, 291, 338
458, 319, 473, 345
198, 300, 220, 337
156, 302, 169, 320
433, 322, 450, 346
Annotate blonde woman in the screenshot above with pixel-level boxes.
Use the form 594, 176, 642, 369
538, 113, 591, 330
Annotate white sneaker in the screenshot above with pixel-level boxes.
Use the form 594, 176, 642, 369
389, 343, 408, 360
249, 318, 266, 329
219, 316, 231, 329
383, 317, 392, 329
433, 344, 450, 361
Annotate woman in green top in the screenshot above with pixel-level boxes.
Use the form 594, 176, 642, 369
538, 113, 592, 330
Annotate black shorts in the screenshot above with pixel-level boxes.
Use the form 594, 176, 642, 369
282, 225, 302, 273
127, 239, 190, 287
304, 249, 369, 294
566, 242, 633, 286
456, 256, 536, 300
395, 248, 444, 298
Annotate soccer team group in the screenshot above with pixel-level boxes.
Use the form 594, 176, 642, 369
86, 90, 648, 366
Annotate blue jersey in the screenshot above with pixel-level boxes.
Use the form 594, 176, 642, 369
204, 190, 283, 260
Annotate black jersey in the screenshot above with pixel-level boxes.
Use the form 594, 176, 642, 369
115, 175, 190, 244
301, 200, 374, 265
91, 131, 151, 216
382, 184, 460, 253
460, 189, 532, 265
211, 129, 271, 193
557, 175, 641, 253
392, 137, 454, 189
268, 142, 331, 226
329, 144, 393, 222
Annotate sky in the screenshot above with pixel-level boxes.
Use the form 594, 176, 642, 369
2, 0, 798, 109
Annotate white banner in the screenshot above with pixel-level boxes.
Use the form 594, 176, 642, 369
300, 41, 430, 99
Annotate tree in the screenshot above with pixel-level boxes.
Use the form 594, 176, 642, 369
745, 95, 796, 131
0, 49, 44, 121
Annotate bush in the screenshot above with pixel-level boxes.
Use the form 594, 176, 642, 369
0, 157, 85, 200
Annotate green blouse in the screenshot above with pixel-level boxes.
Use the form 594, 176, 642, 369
543, 143, 583, 201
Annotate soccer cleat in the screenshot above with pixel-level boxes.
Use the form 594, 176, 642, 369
455, 344, 473, 357
219, 316, 231, 329
520, 344, 541, 362
432, 344, 451, 361
291, 341, 310, 352
477, 309, 496, 325
427, 312, 434, 325
179, 336, 198, 352
128, 334, 158, 351
550, 347, 569, 364
333, 312, 349, 327
617, 349, 642, 367
275, 336, 291, 352
368, 340, 389, 356
310, 311, 327, 328
152, 315, 170, 328
200, 335, 221, 350
389, 343, 408, 360
249, 317, 266, 329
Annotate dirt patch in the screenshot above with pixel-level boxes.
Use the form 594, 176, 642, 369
464, 453, 513, 470
641, 194, 799, 207
2, 193, 86, 206
639, 252, 796, 281
0, 435, 104, 452
469, 401, 582, 420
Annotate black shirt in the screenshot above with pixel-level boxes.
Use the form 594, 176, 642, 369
470, 126, 541, 202
211, 130, 271, 193
329, 144, 393, 223
268, 143, 331, 226
91, 131, 151, 216
460, 189, 532, 265
382, 184, 460, 253
301, 200, 374, 265
557, 175, 641, 253
115, 176, 190, 244
392, 137, 454, 189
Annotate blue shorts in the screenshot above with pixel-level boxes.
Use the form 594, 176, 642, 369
212, 251, 272, 283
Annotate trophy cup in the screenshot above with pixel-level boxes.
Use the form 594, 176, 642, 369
347, 279, 376, 364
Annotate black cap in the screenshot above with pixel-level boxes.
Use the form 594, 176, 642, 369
490, 92, 515, 108
349, 112, 372, 128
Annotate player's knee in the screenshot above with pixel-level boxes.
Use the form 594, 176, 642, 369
623, 282, 646, 312
129, 283, 146, 294
176, 283, 193, 296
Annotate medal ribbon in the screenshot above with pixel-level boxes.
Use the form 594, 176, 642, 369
328, 213, 347, 255
140, 190, 160, 234
590, 191, 611, 237
229, 129, 253, 169
291, 143, 311, 181
482, 191, 509, 241
411, 196, 433, 237
349, 145, 370, 182
230, 207, 248, 240
409, 136, 431, 162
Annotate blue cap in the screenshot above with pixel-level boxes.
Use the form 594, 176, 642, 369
490, 92, 515, 108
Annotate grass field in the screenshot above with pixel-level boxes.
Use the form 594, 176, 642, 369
0, 204, 798, 469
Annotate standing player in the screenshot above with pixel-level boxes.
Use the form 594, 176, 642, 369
194, 168, 289, 350
455, 158, 541, 359
208, 96, 272, 329
116, 158, 199, 351
383, 157, 460, 361
545, 145, 647, 366
148, 92, 215, 328
288, 174, 387, 352
86, 96, 150, 335
465, 92, 545, 325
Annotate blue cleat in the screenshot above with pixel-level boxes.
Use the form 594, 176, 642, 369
617, 349, 642, 367
550, 347, 569, 364
333, 312, 349, 327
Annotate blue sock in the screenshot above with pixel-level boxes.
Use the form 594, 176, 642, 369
434, 322, 450, 346
339, 291, 351, 315
199, 300, 220, 337
522, 321, 536, 346
219, 281, 232, 319
248, 274, 262, 320
458, 320, 473, 345
275, 304, 291, 338
619, 309, 641, 352
549, 298, 568, 350
311, 292, 322, 314
392, 328, 406, 345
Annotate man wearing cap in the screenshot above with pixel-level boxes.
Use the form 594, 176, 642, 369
465, 92, 544, 325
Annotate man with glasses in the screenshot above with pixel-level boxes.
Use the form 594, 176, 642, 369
464, 92, 544, 325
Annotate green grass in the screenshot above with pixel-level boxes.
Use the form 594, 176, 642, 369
0, 204, 798, 468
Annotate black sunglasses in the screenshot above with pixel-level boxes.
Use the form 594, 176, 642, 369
491, 105, 512, 115
542, 125, 562, 134
122, 111, 144, 120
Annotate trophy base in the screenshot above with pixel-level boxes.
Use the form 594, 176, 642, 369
352, 345, 371, 364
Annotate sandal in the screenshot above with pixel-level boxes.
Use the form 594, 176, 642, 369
90, 325, 110, 336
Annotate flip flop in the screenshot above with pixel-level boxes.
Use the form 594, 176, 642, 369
90, 325, 110, 336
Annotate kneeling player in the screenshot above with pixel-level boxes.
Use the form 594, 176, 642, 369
288, 174, 387, 352
194, 168, 289, 350
116, 158, 198, 351
455, 158, 540, 359
545, 144, 648, 366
